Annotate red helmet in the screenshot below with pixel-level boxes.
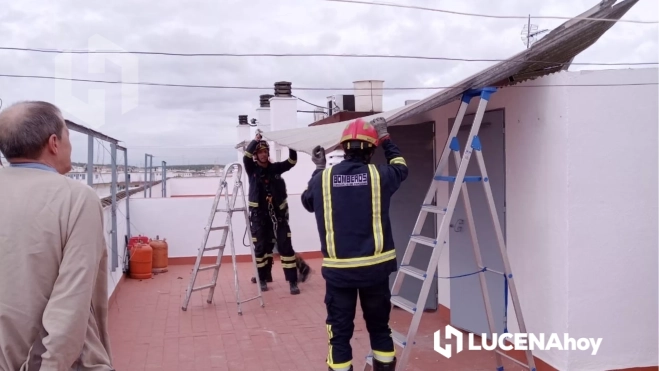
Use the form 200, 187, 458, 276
340, 118, 378, 149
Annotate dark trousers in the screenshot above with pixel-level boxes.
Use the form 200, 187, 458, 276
249, 207, 298, 282
324, 279, 394, 369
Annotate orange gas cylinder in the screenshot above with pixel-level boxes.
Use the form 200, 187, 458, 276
128, 235, 150, 252
150, 236, 169, 273
129, 243, 153, 279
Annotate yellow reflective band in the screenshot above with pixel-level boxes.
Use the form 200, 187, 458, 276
282, 263, 297, 269
368, 164, 384, 255
255, 256, 266, 262
252, 237, 257, 242
373, 350, 396, 362
287, 232, 291, 237
389, 156, 407, 166
322, 249, 396, 268
264, 253, 273, 258
248, 201, 259, 207
322, 167, 336, 259
256, 261, 267, 268
288, 158, 296, 164
280, 255, 297, 262
279, 199, 288, 209
245, 152, 253, 158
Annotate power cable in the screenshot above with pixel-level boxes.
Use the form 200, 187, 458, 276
322, 0, 659, 24
0, 46, 655, 66
0, 73, 655, 90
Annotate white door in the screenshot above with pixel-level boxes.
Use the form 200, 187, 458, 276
448, 109, 508, 336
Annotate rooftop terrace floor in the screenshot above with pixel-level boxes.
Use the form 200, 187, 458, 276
108, 259, 527, 371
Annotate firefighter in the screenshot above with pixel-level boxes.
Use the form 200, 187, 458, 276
301, 117, 408, 371
243, 130, 311, 295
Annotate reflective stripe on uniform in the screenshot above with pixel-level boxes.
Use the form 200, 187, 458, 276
321, 167, 336, 259
368, 164, 384, 255
288, 158, 296, 164
389, 156, 407, 166
322, 249, 396, 268
248, 201, 258, 207
281, 255, 297, 269
244, 151, 253, 158
279, 198, 288, 210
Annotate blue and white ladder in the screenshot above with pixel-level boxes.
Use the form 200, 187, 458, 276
364, 88, 536, 371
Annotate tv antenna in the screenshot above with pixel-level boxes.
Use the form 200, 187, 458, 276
521, 14, 549, 48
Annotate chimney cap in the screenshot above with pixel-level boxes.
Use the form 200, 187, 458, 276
274, 81, 292, 97
259, 94, 274, 107
238, 115, 249, 125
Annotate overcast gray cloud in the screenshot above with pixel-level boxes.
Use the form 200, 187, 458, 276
0, 0, 656, 166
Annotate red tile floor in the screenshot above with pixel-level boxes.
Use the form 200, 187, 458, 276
108, 258, 527, 371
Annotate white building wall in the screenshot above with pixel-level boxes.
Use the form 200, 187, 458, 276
410, 67, 657, 370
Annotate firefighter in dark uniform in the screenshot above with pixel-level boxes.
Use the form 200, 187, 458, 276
301, 117, 408, 371
243, 130, 311, 295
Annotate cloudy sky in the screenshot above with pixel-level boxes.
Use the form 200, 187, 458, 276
0, 0, 656, 167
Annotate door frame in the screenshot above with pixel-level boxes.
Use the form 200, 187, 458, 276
446, 107, 509, 334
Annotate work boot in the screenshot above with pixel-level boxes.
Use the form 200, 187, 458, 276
289, 281, 300, 295
373, 357, 396, 371
296, 255, 312, 283
259, 280, 268, 292
251, 276, 273, 283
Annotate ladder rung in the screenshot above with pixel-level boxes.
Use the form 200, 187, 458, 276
204, 245, 224, 251
421, 204, 447, 214
209, 226, 228, 232
391, 296, 417, 314
410, 235, 436, 247
495, 349, 533, 369
391, 329, 408, 348
434, 175, 482, 182
192, 283, 216, 292
400, 265, 427, 280
238, 295, 261, 304
197, 264, 220, 272
216, 207, 246, 213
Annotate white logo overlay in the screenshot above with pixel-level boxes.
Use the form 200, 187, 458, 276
434, 325, 603, 359
54, 34, 139, 128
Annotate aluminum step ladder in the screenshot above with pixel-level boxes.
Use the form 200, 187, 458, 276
364, 87, 536, 371
181, 162, 264, 315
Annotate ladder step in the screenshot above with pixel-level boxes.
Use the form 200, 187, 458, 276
216, 207, 246, 213
204, 245, 224, 251
192, 283, 216, 292
410, 235, 436, 247
421, 204, 447, 214
434, 175, 482, 182
400, 265, 427, 280
391, 296, 417, 314
197, 264, 220, 272
209, 226, 228, 232
391, 329, 408, 348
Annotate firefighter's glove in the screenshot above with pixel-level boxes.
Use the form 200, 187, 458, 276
371, 117, 390, 140
311, 145, 326, 170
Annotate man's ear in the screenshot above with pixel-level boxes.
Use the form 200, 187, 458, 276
47, 134, 59, 155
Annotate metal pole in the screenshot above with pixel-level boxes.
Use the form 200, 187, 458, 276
144, 153, 148, 198
162, 161, 167, 197
110, 143, 118, 271
526, 14, 531, 49
87, 135, 94, 187
124, 148, 131, 240
149, 156, 153, 198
